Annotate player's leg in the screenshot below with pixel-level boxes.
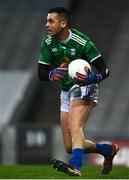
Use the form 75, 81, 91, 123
60, 109, 119, 175
52, 109, 82, 176
51, 99, 94, 176
59, 90, 72, 153
67, 99, 94, 171
60, 109, 96, 154
51, 85, 119, 175
60, 109, 99, 154
60, 109, 96, 153
59, 86, 97, 154
66, 84, 119, 175
51, 89, 84, 176
60, 111, 72, 153
81, 105, 119, 175
81, 106, 119, 175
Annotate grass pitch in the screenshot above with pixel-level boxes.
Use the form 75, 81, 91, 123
0, 165, 128, 179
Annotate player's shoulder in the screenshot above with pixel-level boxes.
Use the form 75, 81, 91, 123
41, 35, 53, 46
71, 28, 90, 42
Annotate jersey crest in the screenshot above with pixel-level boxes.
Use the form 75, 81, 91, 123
70, 48, 76, 56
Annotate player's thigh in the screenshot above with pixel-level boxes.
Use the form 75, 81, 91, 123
60, 111, 72, 153
68, 99, 94, 129
68, 84, 98, 128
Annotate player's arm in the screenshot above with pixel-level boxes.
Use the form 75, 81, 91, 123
38, 39, 52, 81
38, 38, 67, 81
38, 62, 67, 81
76, 40, 109, 85
91, 56, 109, 80
84, 56, 109, 85
38, 62, 50, 81
76, 57, 109, 85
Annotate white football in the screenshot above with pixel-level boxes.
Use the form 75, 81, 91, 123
68, 59, 91, 79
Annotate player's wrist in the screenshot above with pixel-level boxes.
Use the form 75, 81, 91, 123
86, 72, 102, 84
49, 67, 68, 81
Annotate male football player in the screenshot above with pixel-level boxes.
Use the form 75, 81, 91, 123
38, 7, 119, 176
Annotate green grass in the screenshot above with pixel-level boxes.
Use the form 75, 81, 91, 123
0, 165, 128, 179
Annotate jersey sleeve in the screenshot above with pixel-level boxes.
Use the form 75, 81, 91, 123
83, 40, 101, 63
38, 38, 52, 65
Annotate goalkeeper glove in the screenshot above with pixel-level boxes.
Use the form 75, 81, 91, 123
49, 67, 67, 81
75, 72, 102, 86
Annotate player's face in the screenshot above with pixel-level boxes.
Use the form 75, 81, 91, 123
46, 13, 67, 36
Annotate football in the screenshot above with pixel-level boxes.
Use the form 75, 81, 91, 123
68, 59, 91, 79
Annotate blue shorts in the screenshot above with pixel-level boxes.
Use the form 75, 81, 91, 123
60, 84, 98, 112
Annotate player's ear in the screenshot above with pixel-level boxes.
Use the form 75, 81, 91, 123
61, 21, 67, 28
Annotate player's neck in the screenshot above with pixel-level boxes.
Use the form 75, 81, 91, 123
56, 28, 70, 41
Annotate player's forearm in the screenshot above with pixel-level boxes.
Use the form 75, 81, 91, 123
75, 57, 109, 86
38, 63, 50, 81
91, 57, 109, 81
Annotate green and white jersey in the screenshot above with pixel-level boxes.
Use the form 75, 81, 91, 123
39, 28, 101, 91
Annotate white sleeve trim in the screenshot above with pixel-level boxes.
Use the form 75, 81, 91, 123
38, 61, 50, 65
90, 54, 101, 62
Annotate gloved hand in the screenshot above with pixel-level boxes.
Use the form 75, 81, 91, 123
49, 67, 68, 81
75, 72, 102, 86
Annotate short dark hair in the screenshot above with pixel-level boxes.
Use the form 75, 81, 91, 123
48, 7, 72, 25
